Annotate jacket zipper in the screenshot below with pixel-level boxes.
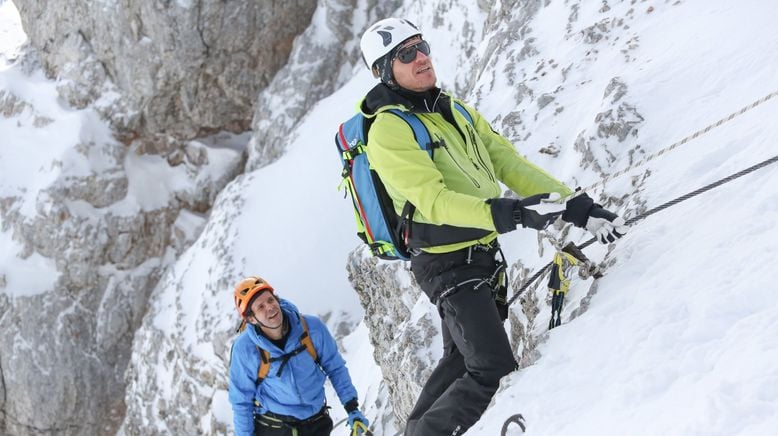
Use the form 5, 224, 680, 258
466, 126, 496, 183
437, 135, 481, 189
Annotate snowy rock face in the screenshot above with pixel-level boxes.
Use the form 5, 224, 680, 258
246, 0, 402, 169
0, 128, 242, 436
342, 0, 652, 428
3, 1, 319, 434
13, 0, 317, 141
1, 0, 672, 433
119, 1, 409, 434
120, 174, 248, 436
346, 250, 440, 426
0, 50, 244, 436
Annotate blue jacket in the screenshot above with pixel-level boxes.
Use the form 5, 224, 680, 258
228, 299, 359, 436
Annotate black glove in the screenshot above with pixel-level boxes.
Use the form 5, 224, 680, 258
562, 192, 629, 244
489, 193, 566, 233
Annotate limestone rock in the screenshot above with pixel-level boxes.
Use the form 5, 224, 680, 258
247, 0, 402, 169
345, 248, 440, 427
0, 89, 242, 435
14, 0, 317, 140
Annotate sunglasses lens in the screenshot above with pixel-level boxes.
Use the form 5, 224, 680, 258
397, 41, 430, 64
397, 46, 416, 63
418, 40, 430, 56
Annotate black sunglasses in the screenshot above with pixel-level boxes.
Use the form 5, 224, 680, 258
394, 40, 431, 64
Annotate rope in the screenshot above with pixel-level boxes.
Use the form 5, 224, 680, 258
500, 413, 526, 435
507, 154, 778, 306
583, 90, 778, 192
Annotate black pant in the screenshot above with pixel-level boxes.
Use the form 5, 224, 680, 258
405, 244, 517, 436
254, 408, 333, 436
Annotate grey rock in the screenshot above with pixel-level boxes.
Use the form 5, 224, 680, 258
0, 90, 29, 117
604, 76, 628, 103
14, 0, 317, 141
580, 19, 610, 44
572, 78, 645, 176
595, 103, 644, 142
122, 175, 248, 436
0, 126, 241, 435
247, 0, 402, 170
537, 93, 555, 109
346, 249, 439, 426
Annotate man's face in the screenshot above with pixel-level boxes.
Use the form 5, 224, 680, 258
391, 36, 436, 92
248, 291, 283, 329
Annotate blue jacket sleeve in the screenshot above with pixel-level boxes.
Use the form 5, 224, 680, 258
306, 316, 359, 407
228, 338, 259, 436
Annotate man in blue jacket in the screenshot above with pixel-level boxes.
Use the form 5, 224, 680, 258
229, 276, 369, 436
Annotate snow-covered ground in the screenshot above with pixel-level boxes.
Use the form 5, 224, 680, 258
2, 0, 778, 435
466, 2, 778, 435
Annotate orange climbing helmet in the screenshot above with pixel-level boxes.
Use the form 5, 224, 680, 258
233, 276, 274, 317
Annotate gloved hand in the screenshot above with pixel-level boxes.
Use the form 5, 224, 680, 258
561, 192, 629, 244
347, 410, 369, 434
489, 193, 566, 233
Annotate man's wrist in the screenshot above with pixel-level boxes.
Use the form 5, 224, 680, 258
344, 398, 359, 413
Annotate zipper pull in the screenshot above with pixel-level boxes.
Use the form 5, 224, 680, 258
430, 135, 446, 150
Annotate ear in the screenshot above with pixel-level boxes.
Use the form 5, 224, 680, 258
371, 66, 380, 78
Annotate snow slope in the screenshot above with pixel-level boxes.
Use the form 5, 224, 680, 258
2, 0, 778, 435
466, 1, 778, 435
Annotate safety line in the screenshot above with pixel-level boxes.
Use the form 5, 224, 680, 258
507, 154, 778, 306
583, 90, 778, 192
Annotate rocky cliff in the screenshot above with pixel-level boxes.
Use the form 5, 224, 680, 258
1, 0, 316, 434
1, 0, 658, 434
13, 0, 317, 141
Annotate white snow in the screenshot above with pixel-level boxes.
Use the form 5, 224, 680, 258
2, 0, 778, 435
0, 0, 25, 66
0, 225, 59, 296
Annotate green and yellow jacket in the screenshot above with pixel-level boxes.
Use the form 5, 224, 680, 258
361, 84, 572, 254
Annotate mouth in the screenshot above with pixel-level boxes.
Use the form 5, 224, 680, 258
416, 65, 432, 75
267, 311, 280, 321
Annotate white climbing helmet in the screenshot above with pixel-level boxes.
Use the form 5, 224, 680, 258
360, 17, 422, 71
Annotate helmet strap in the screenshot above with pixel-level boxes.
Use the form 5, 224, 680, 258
251, 311, 285, 331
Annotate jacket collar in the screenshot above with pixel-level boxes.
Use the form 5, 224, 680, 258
361, 83, 449, 117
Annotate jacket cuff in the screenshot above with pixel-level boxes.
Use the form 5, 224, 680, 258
488, 198, 517, 234
561, 193, 594, 228
344, 398, 359, 413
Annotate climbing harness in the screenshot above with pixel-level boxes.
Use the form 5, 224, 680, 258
500, 413, 526, 435
255, 406, 331, 436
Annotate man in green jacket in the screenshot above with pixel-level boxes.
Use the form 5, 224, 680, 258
358, 18, 628, 436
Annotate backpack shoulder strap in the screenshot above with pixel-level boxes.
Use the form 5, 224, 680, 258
387, 109, 433, 157
453, 101, 474, 126
298, 315, 319, 364
254, 316, 321, 386
256, 346, 271, 384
